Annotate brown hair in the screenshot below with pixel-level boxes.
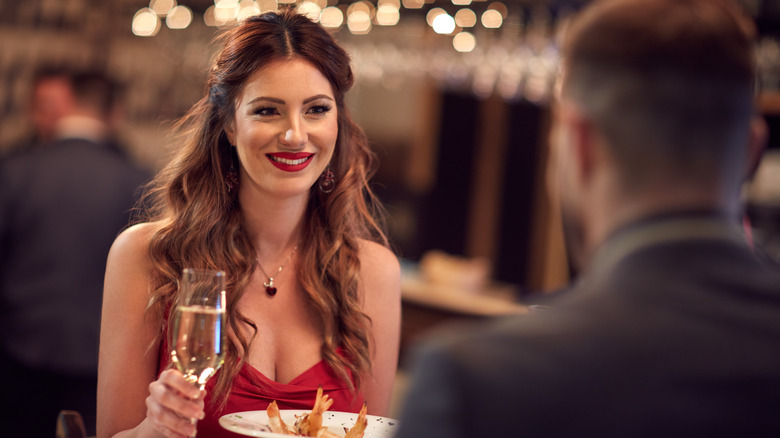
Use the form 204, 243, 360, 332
561, 0, 757, 191
141, 9, 387, 407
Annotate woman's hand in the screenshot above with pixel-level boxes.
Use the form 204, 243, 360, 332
145, 369, 206, 438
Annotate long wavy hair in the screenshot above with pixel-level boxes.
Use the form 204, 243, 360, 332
140, 9, 388, 408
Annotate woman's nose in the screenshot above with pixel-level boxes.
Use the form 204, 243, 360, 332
279, 116, 307, 148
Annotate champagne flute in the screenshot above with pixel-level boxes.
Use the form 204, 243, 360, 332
171, 268, 227, 390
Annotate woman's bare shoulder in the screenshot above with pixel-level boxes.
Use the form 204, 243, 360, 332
105, 221, 165, 286
358, 239, 398, 266
109, 222, 161, 262
357, 239, 400, 286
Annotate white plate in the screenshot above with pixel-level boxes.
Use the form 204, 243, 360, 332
219, 409, 399, 438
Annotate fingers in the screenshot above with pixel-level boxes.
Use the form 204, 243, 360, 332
146, 369, 206, 437
159, 369, 202, 400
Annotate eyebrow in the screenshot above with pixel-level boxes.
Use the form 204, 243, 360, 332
246, 94, 334, 106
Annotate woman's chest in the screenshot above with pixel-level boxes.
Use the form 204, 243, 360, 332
234, 276, 325, 384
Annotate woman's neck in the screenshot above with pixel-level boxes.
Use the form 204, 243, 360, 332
239, 187, 308, 259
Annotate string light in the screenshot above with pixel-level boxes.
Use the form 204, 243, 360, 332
481, 9, 502, 28
452, 31, 476, 52
426, 8, 445, 27
236, 0, 261, 20
401, 0, 424, 9
124, 0, 566, 102
487, 1, 508, 18
258, 0, 278, 11
320, 6, 344, 28
348, 1, 375, 19
166, 5, 192, 29
150, 0, 176, 16
132, 8, 160, 37
455, 8, 476, 27
298, 1, 322, 21
347, 10, 371, 34
376, 4, 400, 26
215, 0, 240, 22
432, 13, 455, 34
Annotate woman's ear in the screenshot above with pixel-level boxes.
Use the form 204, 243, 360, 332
224, 120, 236, 146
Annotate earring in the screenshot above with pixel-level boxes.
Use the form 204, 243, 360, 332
318, 166, 335, 193
225, 162, 239, 193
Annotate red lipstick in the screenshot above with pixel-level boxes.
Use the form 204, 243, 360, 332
266, 152, 314, 172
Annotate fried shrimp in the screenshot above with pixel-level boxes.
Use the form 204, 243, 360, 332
267, 400, 296, 435
344, 404, 367, 438
295, 387, 335, 436
264, 387, 367, 438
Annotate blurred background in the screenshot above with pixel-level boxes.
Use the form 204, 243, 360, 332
1, 0, 779, 365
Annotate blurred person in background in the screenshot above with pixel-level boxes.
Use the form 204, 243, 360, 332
28, 68, 77, 145
3, 67, 76, 156
0, 68, 149, 437
395, 0, 780, 436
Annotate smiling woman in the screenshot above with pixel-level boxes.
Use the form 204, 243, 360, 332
97, 9, 401, 438
225, 59, 339, 199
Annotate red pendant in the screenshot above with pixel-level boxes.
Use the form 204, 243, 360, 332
266, 286, 277, 296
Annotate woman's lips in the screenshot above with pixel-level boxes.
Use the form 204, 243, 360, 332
267, 152, 314, 172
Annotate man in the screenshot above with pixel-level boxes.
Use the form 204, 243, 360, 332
0, 70, 148, 437
2, 68, 76, 156
395, 0, 780, 436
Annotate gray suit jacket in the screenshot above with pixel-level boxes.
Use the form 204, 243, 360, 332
396, 214, 780, 438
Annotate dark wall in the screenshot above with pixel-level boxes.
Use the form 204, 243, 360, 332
495, 101, 544, 287
416, 91, 479, 258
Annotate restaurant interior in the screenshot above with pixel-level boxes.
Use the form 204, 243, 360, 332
1, 0, 779, 432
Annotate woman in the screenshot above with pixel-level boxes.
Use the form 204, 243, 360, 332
97, 10, 401, 438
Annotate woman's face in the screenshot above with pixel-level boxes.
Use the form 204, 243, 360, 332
225, 57, 338, 200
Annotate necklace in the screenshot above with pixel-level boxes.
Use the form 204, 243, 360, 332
256, 246, 297, 297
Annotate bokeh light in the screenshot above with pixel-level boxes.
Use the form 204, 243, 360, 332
376, 4, 400, 26
166, 5, 192, 29
298, 1, 322, 21
132, 8, 160, 37
215, 0, 240, 22
257, 0, 278, 12
488, 2, 508, 19
347, 10, 371, 34
481, 9, 503, 28
426, 7, 445, 27
150, 0, 176, 16
236, 0, 261, 21
320, 6, 344, 28
348, 1, 375, 19
455, 8, 476, 27
432, 13, 456, 34
453, 31, 476, 52
401, 0, 424, 9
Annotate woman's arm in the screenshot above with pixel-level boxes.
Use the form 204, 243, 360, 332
97, 223, 204, 438
358, 240, 402, 417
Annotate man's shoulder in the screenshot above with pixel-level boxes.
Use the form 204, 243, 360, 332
411, 302, 609, 375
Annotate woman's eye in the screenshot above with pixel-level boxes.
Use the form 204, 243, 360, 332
254, 107, 279, 116
307, 105, 332, 115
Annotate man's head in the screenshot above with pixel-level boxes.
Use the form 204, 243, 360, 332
29, 69, 76, 143
28, 68, 122, 143
552, 0, 763, 268
69, 71, 120, 120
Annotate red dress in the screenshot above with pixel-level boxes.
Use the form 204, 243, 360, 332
158, 338, 364, 437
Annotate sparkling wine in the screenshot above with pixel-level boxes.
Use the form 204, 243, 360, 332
171, 304, 226, 387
